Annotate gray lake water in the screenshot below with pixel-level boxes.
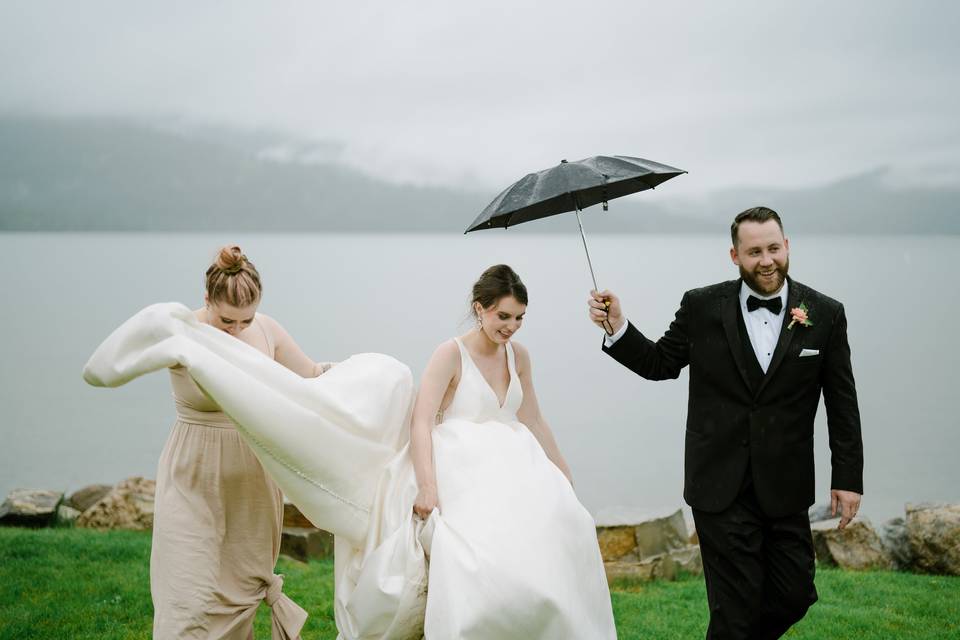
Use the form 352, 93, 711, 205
1, 232, 957, 526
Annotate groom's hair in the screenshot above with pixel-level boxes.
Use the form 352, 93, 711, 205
731, 206, 784, 247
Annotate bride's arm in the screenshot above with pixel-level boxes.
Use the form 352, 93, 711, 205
258, 314, 333, 378
410, 341, 459, 518
514, 342, 574, 485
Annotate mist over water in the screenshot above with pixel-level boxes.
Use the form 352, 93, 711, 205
1, 232, 957, 525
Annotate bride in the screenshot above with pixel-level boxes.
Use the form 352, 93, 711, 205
83, 264, 616, 639
410, 264, 616, 638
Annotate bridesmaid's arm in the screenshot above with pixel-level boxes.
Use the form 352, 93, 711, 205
513, 343, 574, 485
410, 341, 458, 518
258, 314, 332, 378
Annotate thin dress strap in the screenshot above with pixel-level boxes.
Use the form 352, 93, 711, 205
438, 338, 468, 424
452, 337, 467, 371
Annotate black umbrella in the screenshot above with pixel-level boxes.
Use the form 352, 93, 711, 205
465, 155, 686, 331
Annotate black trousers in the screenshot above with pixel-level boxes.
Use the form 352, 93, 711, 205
693, 478, 818, 640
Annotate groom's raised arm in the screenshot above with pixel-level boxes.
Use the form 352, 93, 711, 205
600, 291, 691, 381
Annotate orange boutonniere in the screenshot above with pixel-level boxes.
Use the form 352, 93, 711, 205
788, 303, 813, 329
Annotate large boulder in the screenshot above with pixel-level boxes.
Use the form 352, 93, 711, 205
76, 477, 156, 531
0, 489, 63, 527
605, 545, 702, 584
905, 503, 960, 575
56, 504, 82, 526
595, 508, 690, 562
65, 484, 113, 513
811, 518, 892, 570
808, 503, 835, 523
880, 517, 913, 570
280, 527, 334, 563
596, 508, 702, 583
596, 526, 637, 562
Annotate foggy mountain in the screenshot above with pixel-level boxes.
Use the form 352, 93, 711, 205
1, 116, 957, 234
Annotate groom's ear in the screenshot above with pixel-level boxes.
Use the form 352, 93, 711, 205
729, 245, 740, 266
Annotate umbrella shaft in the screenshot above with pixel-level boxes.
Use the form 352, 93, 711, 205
576, 208, 614, 335
575, 208, 600, 292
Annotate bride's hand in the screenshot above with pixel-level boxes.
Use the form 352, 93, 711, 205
413, 486, 439, 519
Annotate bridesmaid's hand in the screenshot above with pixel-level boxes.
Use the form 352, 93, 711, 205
413, 486, 439, 519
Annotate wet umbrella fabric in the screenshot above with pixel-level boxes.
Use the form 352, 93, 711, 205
464, 155, 685, 333
464, 155, 685, 232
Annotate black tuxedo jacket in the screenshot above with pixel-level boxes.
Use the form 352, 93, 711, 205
603, 277, 863, 518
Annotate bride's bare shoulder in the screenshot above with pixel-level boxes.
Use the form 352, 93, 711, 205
431, 339, 460, 361
421, 339, 458, 373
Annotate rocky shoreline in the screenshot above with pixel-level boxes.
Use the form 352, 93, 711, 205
2, 479, 958, 581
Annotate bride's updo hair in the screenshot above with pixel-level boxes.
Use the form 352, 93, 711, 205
471, 264, 528, 317
205, 245, 262, 307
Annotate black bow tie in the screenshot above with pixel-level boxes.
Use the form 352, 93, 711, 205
747, 295, 783, 315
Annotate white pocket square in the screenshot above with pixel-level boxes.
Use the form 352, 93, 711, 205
799, 348, 820, 357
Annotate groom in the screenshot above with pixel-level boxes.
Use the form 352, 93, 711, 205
588, 206, 863, 639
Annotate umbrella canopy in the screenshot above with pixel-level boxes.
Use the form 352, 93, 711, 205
464, 154, 686, 334
464, 155, 686, 232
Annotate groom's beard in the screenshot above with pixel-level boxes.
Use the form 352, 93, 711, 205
740, 257, 789, 295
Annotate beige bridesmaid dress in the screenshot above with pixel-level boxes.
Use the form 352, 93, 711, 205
151, 317, 306, 639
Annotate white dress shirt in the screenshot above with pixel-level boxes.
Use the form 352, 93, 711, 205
603, 280, 789, 374
738, 280, 788, 373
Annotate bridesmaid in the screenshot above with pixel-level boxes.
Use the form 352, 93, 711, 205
152, 245, 329, 639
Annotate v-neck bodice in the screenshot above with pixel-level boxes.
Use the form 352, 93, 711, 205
445, 337, 523, 422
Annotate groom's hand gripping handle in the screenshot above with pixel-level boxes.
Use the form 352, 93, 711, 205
589, 290, 625, 336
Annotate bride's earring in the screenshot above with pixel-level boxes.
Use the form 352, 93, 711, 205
476, 316, 483, 331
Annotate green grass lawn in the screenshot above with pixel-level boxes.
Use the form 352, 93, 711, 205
1, 527, 958, 639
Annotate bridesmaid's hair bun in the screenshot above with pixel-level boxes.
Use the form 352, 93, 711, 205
205, 245, 262, 307
215, 245, 247, 275
471, 264, 528, 317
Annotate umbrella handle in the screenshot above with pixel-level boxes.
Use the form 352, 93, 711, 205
575, 207, 615, 336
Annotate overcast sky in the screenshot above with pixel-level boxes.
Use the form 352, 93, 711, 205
2, 1, 958, 196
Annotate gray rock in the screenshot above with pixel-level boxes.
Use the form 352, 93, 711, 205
604, 544, 703, 584
880, 517, 912, 570
811, 518, 893, 570
684, 515, 699, 545
65, 484, 112, 513
808, 503, 835, 523
56, 504, 82, 525
76, 477, 155, 531
635, 509, 689, 560
905, 503, 960, 575
671, 545, 703, 576
280, 527, 334, 562
596, 507, 689, 563
0, 489, 63, 527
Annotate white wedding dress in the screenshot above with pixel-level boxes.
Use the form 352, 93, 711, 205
83, 304, 617, 639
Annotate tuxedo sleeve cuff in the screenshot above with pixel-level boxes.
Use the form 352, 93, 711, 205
831, 469, 864, 495
603, 319, 630, 348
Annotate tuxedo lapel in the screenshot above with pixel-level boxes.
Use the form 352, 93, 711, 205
720, 281, 753, 393
756, 278, 802, 397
